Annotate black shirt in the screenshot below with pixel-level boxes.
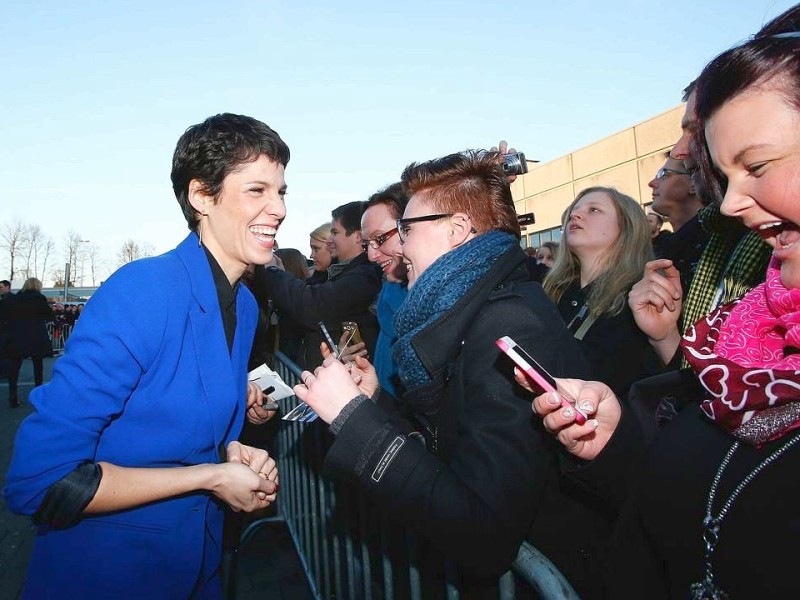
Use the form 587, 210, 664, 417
202, 246, 239, 356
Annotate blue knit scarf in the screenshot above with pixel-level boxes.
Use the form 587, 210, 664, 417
392, 231, 516, 391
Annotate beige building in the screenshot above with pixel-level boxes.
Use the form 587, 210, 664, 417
512, 104, 684, 249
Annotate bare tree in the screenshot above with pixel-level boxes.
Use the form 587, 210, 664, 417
0, 219, 25, 281
117, 239, 141, 266
64, 230, 87, 286
52, 268, 65, 288
40, 237, 54, 286
86, 243, 104, 285
21, 224, 48, 281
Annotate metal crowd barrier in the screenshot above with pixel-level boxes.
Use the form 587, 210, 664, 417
46, 322, 72, 355
233, 351, 581, 599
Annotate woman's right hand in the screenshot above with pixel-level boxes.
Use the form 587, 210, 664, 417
516, 371, 621, 460
208, 462, 277, 513
628, 259, 683, 362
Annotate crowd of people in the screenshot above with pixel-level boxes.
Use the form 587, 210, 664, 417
3, 4, 800, 598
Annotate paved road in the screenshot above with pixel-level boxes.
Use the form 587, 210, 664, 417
0, 357, 312, 600
0, 358, 46, 600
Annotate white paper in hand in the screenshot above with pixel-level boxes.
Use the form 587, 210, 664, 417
247, 363, 295, 401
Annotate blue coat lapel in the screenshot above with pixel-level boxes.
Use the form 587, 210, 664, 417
176, 234, 240, 454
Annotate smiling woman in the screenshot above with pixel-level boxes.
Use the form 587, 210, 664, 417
4, 113, 288, 599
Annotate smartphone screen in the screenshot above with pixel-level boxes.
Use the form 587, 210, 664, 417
496, 336, 587, 424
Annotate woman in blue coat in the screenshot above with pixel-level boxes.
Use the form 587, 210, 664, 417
4, 113, 288, 599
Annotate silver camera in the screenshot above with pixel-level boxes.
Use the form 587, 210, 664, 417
502, 152, 529, 177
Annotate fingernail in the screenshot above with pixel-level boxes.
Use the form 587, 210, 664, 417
562, 407, 574, 418
579, 401, 593, 413
587, 419, 599, 429
547, 393, 560, 406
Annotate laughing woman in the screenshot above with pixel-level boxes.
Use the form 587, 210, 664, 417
523, 7, 800, 597
4, 114, 287, 599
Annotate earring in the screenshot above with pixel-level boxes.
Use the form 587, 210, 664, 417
197, 212, 208, 247
470, 227, 478, 234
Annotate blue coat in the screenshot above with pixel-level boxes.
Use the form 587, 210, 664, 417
4, 233, 257, 599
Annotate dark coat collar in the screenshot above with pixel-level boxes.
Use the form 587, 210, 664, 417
410, 244, 529, 380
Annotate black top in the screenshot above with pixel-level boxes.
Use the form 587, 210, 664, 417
558, 281, 657, 397
659, 216, 712, 297
607, 403, 800, 599
203, 246, 239, 356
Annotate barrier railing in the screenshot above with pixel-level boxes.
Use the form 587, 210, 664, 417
46, 322, 73, 355
233, 351, 581, 599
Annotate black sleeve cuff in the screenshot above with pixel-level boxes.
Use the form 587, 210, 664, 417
33, 463, 103, 529
329, 394, 369, 435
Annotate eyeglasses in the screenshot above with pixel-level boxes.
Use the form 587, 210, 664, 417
396, 214, 453, 243
655, 167, 690, 180
360, 227, 398, 252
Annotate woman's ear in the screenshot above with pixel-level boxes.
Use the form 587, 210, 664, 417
449, 213, 475, 247
188, 179, 211, 217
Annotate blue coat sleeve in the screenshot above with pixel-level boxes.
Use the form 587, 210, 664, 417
4, 259, 171, 515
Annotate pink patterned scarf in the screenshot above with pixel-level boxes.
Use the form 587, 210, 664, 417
681, 258, 800, 446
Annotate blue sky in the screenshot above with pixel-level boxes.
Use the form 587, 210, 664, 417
2, 0, 796, 282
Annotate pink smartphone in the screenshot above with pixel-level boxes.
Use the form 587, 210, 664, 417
496, 335, 587, 424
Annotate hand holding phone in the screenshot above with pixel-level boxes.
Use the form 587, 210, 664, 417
496, 336, 587, 424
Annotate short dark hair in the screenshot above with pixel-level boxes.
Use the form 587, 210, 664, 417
694, 6, 800, 203
365, 182, 410, 220
682, 79, 696, 102
171, 113, 290, 232
0, 280, 10, 288
331, 201, 366, 235
401, 150, 520, 239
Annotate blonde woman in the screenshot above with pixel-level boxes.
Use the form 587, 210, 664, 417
308, 222, 333, 283
544, 186, 655, 395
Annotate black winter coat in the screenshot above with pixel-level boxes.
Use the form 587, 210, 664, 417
0, 290, 54, 359
322, 246, 615, 597
263, 253, 382, 369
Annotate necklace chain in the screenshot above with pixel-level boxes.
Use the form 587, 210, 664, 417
690, 431, 800, 599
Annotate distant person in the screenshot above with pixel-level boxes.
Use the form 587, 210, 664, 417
647, 153, 710, 293
0, 279, 12, 379
263, 201, 382, 369
647, 212, 672, 258
4, 113, 282, 598
537, 241, 558, 268
273, 248, 312, 365
308, 222, 333, 284
544, 187, 656, 396
0, 277, 53, 407
0, 279, 12, 300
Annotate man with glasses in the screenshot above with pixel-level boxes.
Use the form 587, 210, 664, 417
630, 83, 772, 372
647, 152, 710, 292
263, 201, 381, 369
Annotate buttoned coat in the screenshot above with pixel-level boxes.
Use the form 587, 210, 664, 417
4, 233, 256, 599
